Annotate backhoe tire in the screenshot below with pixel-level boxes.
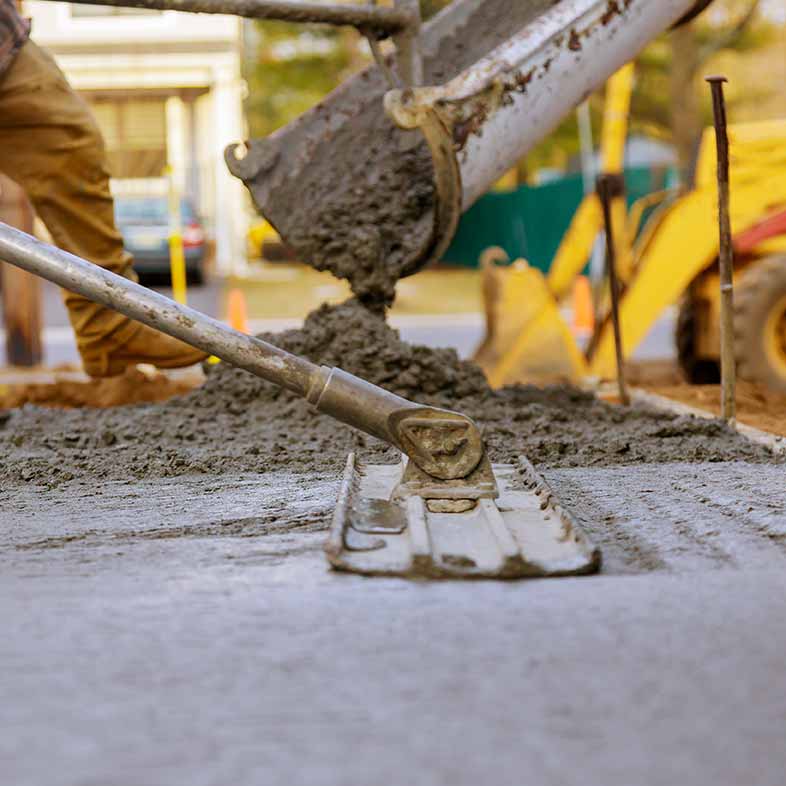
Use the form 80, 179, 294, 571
734, 255, 786, 393
676, 297, 719, 384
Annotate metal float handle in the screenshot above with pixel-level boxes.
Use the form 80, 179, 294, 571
0, 222, 483, 481
45, 0, 415, 37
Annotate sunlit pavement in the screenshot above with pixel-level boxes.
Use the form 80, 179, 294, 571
0, 269, 676, 371
0, 278, 222, 369
246, 310, 676, 363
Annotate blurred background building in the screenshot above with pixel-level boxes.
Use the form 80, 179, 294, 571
24, 0, 248, 276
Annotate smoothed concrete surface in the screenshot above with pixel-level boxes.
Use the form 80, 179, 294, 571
2, 462, 786, 786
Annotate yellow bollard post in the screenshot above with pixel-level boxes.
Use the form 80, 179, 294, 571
165, 165, 187, 306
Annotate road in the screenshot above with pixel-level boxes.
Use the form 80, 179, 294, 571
0, 279, 221, 367
0, 278, 677, 367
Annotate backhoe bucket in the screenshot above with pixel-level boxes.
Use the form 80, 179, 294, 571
473, 253, 587, 388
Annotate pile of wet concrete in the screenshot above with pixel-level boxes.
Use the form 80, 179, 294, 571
1, 4, 767, 491
0, 300, 776, 489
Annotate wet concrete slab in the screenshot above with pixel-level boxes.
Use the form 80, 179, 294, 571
547, 462, 786, 574
2, 461, 786, 785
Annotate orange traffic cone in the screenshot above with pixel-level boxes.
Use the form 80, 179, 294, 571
572, 275, 594, 337
226, 288, 249, 333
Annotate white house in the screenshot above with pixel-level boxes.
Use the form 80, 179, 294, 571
23, 1, 249, 275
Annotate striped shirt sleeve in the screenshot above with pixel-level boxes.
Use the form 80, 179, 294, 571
0, 0, 31, 76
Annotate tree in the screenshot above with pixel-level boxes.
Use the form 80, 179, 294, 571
244, 1, 452, 139
667, 0, 765, 173
420, 0, 451, 19
525, 0, 774, 180
242, 2, 776, 180
244, 21, 361, 139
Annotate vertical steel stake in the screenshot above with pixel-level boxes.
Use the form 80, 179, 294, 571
597, 174, 629, 406
393, 0, 422, 87
706, 75, 736, 425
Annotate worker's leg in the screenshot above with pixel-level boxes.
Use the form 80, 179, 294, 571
0, 41, 205, 376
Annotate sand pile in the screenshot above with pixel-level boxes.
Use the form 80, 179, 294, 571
0, 300, 776, 489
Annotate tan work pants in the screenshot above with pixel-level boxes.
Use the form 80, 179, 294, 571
0, 40, 137, 354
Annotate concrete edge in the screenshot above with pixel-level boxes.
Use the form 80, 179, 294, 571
630, 387, 786, 456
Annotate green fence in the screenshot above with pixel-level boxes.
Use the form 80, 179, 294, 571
442, 166, 675, 271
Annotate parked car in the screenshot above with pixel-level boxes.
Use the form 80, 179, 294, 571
114, 196, 207, 284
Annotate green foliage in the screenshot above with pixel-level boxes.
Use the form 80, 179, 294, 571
632, 9, 774, 138
244, 1, 453, 138
244, 20, 356, 138
420, 0, 452, 20
525, 0, 777, 178
242, 1, 778, 178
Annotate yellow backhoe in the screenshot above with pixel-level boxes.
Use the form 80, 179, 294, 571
475, 66, 786, 392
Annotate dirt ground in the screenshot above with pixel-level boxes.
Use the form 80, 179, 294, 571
644, 381, 786, 438
0, 367, 202, 410
625, 359, 786, 438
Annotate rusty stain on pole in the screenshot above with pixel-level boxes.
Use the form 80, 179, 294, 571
597, 173, 629, 406
706, 75, 736, 425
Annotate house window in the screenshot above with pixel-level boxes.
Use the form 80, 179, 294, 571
70, 4, 162, 17
89, 97, 168, 179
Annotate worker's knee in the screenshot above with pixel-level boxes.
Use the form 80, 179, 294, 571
63, 112, 109, 173
19, 120, 111, 209
0, 40, 111, 188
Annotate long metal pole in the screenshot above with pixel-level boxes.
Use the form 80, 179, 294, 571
0, 221, 317, 395
51, 0, 414, 35
0, 222, 484, 481
392, 0, 422, 86
706, 75, 736, 425
598, 174, 629, 406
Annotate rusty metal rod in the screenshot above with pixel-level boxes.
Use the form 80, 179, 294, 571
706, 75, 736, 425
49, 0, 414, 35
391, 0, 422, 86
597, 174, 629, 406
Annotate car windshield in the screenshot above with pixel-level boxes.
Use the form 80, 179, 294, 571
115, 198, 196, 224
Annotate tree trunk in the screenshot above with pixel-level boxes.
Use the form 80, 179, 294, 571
669, 23, 702, 180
